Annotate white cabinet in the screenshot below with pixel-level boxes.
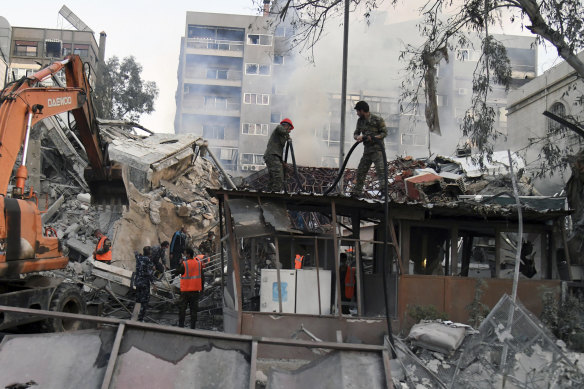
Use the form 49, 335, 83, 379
295, 269, 331, 315
259, 269, 296, 313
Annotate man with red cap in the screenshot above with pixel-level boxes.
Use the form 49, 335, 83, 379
263, 118, 294, 191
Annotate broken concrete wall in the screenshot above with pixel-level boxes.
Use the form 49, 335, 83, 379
111, 156, 221, 270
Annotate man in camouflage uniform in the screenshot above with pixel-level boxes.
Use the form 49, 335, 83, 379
263, 118, 294, 191
351, 101, 388, 197
134, 246, 156, 321
150, 241, 169, 275
198, 231, 216, 258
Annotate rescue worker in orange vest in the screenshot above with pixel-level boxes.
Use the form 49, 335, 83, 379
93, 229, 112, 263
178, 248, 204, 329
294, 254, 304, 269
339, 252, 356, 314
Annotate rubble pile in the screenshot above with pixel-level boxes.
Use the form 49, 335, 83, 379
391, 296, 584, 388
242, 153, 541, 205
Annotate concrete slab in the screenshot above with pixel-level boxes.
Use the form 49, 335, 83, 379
0, 329, 115, 389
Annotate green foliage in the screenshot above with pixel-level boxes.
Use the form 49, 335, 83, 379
406, 304, 448, 324
465, 279, 490, 328
540, 288, 584, 352
94, 56, 159, 121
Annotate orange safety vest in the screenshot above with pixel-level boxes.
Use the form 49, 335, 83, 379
180, 257, 202, 292
95, 236, 112, 262
294, 254, 304, 269
344, 266, 355, 299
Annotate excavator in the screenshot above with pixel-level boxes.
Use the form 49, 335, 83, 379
0, 55, 128, 331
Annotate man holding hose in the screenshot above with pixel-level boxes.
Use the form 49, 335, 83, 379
263, 118, 294, 191
351, 101, 387, 198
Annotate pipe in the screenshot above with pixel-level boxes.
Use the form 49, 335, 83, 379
205, 146, 237, 190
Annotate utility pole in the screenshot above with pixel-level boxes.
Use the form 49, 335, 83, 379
338, 0, 350, 190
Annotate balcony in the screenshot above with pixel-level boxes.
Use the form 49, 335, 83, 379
186, 38, 244, 57
184, 68, 243, 87
181, 96, 241, 117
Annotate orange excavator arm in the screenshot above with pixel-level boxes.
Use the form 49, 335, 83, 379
0, 55, 128, 277
0, 55, 127, 204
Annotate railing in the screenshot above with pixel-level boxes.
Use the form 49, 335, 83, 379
186, 38, 244, 52
182, 98, 240, 114
184, 68, 243, 82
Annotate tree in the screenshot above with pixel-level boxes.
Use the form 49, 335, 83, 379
94, 56, 158, 122
262, 0, 584, 168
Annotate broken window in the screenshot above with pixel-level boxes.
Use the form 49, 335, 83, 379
203, 125, 225, 140
247, 34, 272, 46
73, 44, 89, 58
246, 63, 258, 74
13, 41, 38, 57
45, 40, 62, 58
259, 65, 271, 75
273, 55, 284, 65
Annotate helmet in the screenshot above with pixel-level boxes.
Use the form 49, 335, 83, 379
280, 118, 294, 129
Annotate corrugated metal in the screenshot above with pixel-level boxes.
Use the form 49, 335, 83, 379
228, 198, 270, 238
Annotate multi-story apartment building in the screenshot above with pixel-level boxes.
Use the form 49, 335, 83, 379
175, 9, 536, 175
6, 23, 101, 86
0, 17, 11, 88
175, 9, 294, 173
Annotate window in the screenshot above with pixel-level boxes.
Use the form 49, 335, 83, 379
548, 102, 566, 132
73, 44, 89, 58
204, 96, 227, 110
401, 134, 426, 146
259, 65, 270, 75
45, 41, 61, 58
206, 68, 228, 79
203, 125, 225, 140
247, 34, 272, 46
273, 55, 284, 65
246, 63, 258, 74
188, 26, 245, 42
244, 93, 270, 105
241, 153, 265, 165
13, 41, 38, 57
271, 112, 281, 123
242, 123, 269, 135
62, 43, 72, 56
246, 63, 271, 75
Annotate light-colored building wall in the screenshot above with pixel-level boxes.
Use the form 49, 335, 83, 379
8, 26, 100, 85
507, 51, 584, 194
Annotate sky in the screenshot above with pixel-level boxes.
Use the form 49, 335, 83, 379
1, 1, 563, 135
1, 0, 262, 133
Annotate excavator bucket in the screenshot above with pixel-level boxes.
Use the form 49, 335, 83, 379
84, 164, 129, 206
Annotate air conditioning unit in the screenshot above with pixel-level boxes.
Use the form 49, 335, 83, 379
250, 165, 257, 171
241, 165, 249, 171
253, 164, 265, 171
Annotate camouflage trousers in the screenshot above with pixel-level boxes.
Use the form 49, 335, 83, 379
264, 155, 284, 192
135, 282, 150, 321
351, 150, 385, 196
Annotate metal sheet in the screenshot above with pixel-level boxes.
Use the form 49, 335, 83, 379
0, 329, 115, 389
228, 198, 270, 238
267, 351, 386, 388
296, 269, 331, 315
111, 328, 250, 389
260, 201, 297, 233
